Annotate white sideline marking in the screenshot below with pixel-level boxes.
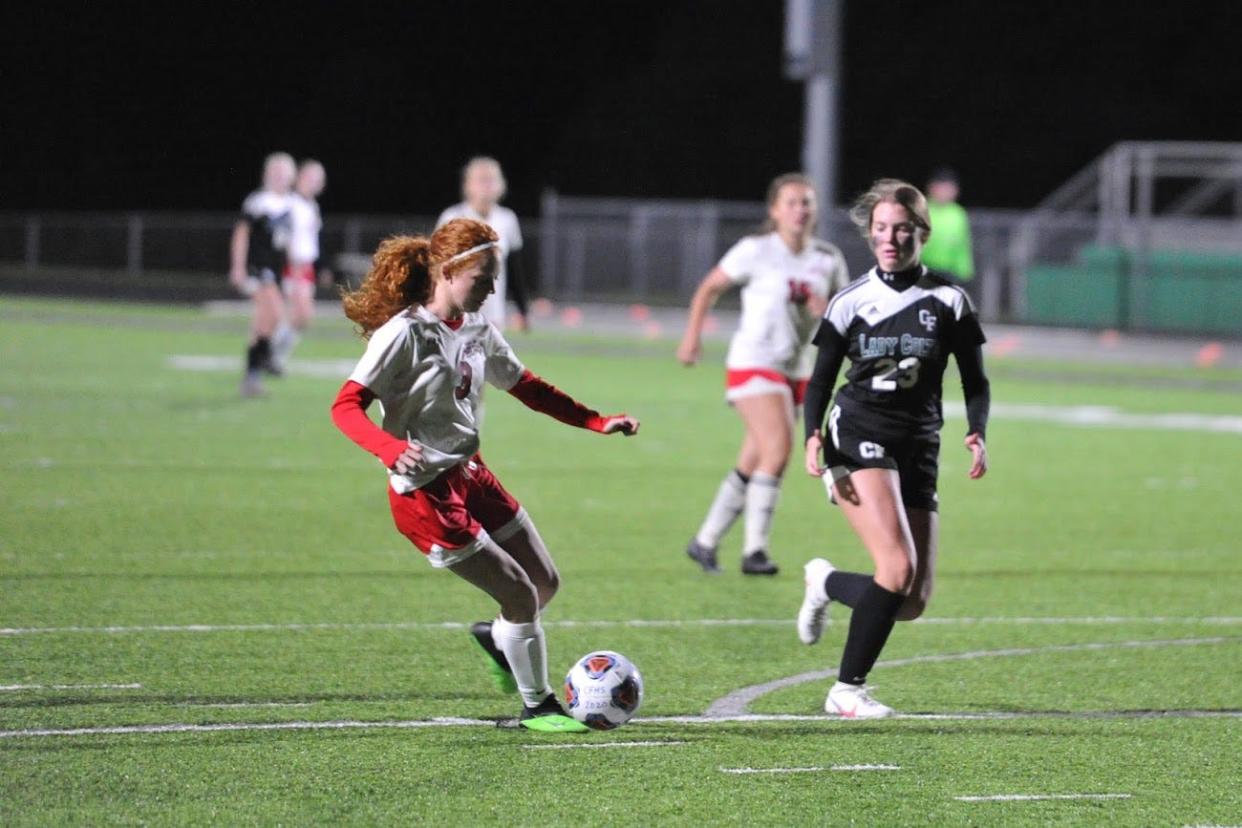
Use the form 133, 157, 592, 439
3, 616, 1240, 637
179, 702, 314, 709
523, 740, 686, 750
168, 354, 353, 379
945, 401, 1242, 436
164, 355, 1242, 435
4, 709, 1240, 741
704, 636, 1241, 717
955, 793, 1131, 802
721, 764, 899, 774
0, 683, 141, 691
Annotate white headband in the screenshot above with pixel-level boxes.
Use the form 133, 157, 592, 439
443, 241, 498, 266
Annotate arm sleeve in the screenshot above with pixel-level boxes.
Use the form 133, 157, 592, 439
330, 380, 408, 468
505, 250, 530, 316
953, 313, 990, 438
506, 370, 611, 432
803, 322, 848, 443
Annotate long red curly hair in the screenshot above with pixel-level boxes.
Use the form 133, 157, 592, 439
342, 218, 500, 337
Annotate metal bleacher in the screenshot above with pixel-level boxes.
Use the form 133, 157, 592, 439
1011, 141, 1242, 335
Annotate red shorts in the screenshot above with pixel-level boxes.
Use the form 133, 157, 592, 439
725, 369, 809, 405
282, 263, 316, 284
386, 454, 526, 568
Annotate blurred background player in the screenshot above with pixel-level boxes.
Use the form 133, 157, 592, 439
920, 168, 975, 295
678, 173, 849, 576
330, 219, 639, 732
435, 157, 530, 332
270, 159, 328, 372
229, 152, 296, 397
799, 179, 991, 718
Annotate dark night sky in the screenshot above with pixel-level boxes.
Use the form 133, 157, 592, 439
3, 1, 1240, 214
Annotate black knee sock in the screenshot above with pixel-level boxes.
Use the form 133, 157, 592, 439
824, 570, 873, 609
246, 337, 271, 372
838, 580, 905, 686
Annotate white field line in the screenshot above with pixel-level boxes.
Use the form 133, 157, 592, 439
955, 793, 1131, 802
523, 740, 686, 750
945, 401, 1242, 436
704, 636, 1242, 717
3, 616, 1240, 637
721, 764, 899, 774
168, 354, 353, 379
178, 702, 314, 709
3, 709, 1242, 741
0, 683, 141, 692
166, 354, 1242, 435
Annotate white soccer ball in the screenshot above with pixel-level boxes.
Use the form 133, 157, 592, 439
563, 650, 644, 730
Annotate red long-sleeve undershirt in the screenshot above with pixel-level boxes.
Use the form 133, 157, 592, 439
330, 370, 613, 467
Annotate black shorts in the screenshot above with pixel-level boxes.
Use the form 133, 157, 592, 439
824, 403, 940, 511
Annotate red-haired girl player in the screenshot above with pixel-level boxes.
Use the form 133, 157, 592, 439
331, 219, 639, 732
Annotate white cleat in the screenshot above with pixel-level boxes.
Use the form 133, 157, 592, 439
796, 558, 835, 645
825, 681, 895, 719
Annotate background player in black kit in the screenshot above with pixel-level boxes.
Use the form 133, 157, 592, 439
229, 152, 296, 397
797, 179, 991, 718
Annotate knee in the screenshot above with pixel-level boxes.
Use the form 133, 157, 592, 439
873, 553, 913, 594
535, 567, 561, 609
896, 596, 927, 621
499, 575, 540, 623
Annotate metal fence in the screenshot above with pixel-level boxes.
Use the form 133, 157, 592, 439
0, 197, 1026, 320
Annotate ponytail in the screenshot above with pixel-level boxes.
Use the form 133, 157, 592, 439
342, 236, 432, 338
341, 219, 500, 338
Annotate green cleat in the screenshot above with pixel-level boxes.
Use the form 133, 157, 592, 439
470, 621, 518, 694
519, 695, 589, 733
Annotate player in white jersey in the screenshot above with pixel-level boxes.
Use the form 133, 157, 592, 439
678, 173, 849, 575
270, 159, 328, 372
230, 152, 296, 397
331, 218, 639, 732
435, 157, 529, 331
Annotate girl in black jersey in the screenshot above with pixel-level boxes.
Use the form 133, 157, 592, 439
797, 179, 991, 718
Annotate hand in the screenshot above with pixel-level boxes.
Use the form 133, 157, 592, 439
965, 433, 988, 479
392, 439, 425, 475
512, 313, 530, 333
229, 266, 248, 289
804, 432, 826, 477
600, 415, 640, 436
676, 336, 701, 366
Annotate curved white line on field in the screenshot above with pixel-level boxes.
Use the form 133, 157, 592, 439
703, 636, 1241, 718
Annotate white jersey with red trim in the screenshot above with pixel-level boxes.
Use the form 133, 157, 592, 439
347, 306, 525, 493
435, 202, 523, 328
288, 193, 322, 265
719, 232, 849, 378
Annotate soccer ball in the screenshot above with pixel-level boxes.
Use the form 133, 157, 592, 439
564, 650, 644, 730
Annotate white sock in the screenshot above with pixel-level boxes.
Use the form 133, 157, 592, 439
490, 616, 550, 708
743, 472, 781, 555
271, 324, 300, 365
695, 470, 748, 548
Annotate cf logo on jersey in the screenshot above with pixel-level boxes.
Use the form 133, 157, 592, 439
859, 441, 886, 459
918, 309, 937, 332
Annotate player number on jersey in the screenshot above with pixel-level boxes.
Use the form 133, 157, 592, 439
455, 361, 473, 400
871, 357, 921, 391
787, 280, 812, 305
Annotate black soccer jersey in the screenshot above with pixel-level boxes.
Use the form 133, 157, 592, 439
813, 266, 986, 439
240, 189, 293, 274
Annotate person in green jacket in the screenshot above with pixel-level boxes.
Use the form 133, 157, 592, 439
921, 168, 974, 284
